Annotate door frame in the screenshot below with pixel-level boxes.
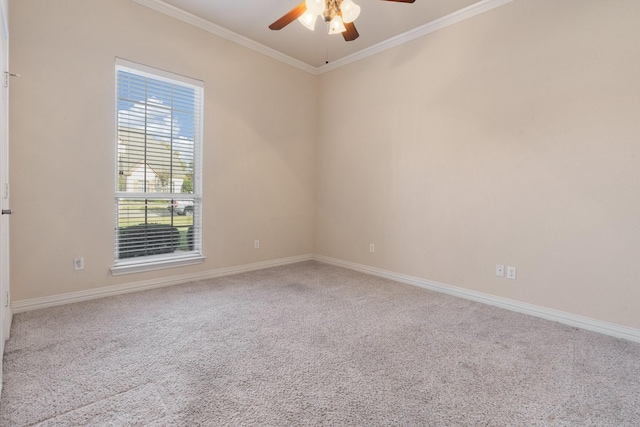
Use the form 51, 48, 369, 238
0, 0, 11, 397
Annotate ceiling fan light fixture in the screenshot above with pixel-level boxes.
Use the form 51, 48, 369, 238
298, 11, 317, 31
305, 0, 325, 16
328, 15, 347, 34
270, 0, 414, 41
341, 0, 361, 24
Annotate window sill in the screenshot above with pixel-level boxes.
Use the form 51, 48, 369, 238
111, 254, 205, 276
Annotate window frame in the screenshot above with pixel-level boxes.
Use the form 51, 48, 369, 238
111, 58, 204, 276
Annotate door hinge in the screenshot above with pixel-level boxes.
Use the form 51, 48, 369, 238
4, 292, 8, 308
4, 72, 20, 88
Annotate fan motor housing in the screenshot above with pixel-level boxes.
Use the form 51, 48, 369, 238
323, 0, 341, 22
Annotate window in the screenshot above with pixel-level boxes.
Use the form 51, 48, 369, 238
113, 59, 204, 275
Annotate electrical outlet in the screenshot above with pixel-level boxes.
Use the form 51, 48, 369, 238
254, 240, 260, 249
496, 264, 505, 277
507, 266, 517, 280
369, 243, 375, 253
74, 257, 84, 271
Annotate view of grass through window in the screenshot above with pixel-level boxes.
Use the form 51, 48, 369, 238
117, 199, 194, 257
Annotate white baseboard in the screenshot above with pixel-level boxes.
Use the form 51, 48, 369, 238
11, 254, 313, 314
313, 255, 640, 344
11, 253, 640, 344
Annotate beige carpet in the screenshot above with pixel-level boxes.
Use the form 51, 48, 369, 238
1, 261, 639, 426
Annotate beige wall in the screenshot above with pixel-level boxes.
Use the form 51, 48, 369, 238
9, 0, 640, 331
315, 0, 640, 329
9, 0, 317, 300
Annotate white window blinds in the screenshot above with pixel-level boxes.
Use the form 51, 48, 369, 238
114, 59, 203, 271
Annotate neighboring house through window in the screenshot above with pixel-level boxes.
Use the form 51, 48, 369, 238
113, 58, 204, 275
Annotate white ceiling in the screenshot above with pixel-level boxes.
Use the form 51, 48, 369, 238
134, 0, 509, 72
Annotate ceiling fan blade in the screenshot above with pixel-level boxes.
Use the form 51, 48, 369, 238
269, 1, 307, 30
342, 22, 360, 41
380, 0, 416, 3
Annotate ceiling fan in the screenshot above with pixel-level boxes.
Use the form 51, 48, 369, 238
269, 0, 416, 42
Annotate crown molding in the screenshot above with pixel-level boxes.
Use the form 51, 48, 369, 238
131, 0, 319, 75
319, 0, 515, 73
132, 0, 514, 75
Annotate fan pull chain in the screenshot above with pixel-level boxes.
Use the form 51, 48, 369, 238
325, 23, 330, 64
